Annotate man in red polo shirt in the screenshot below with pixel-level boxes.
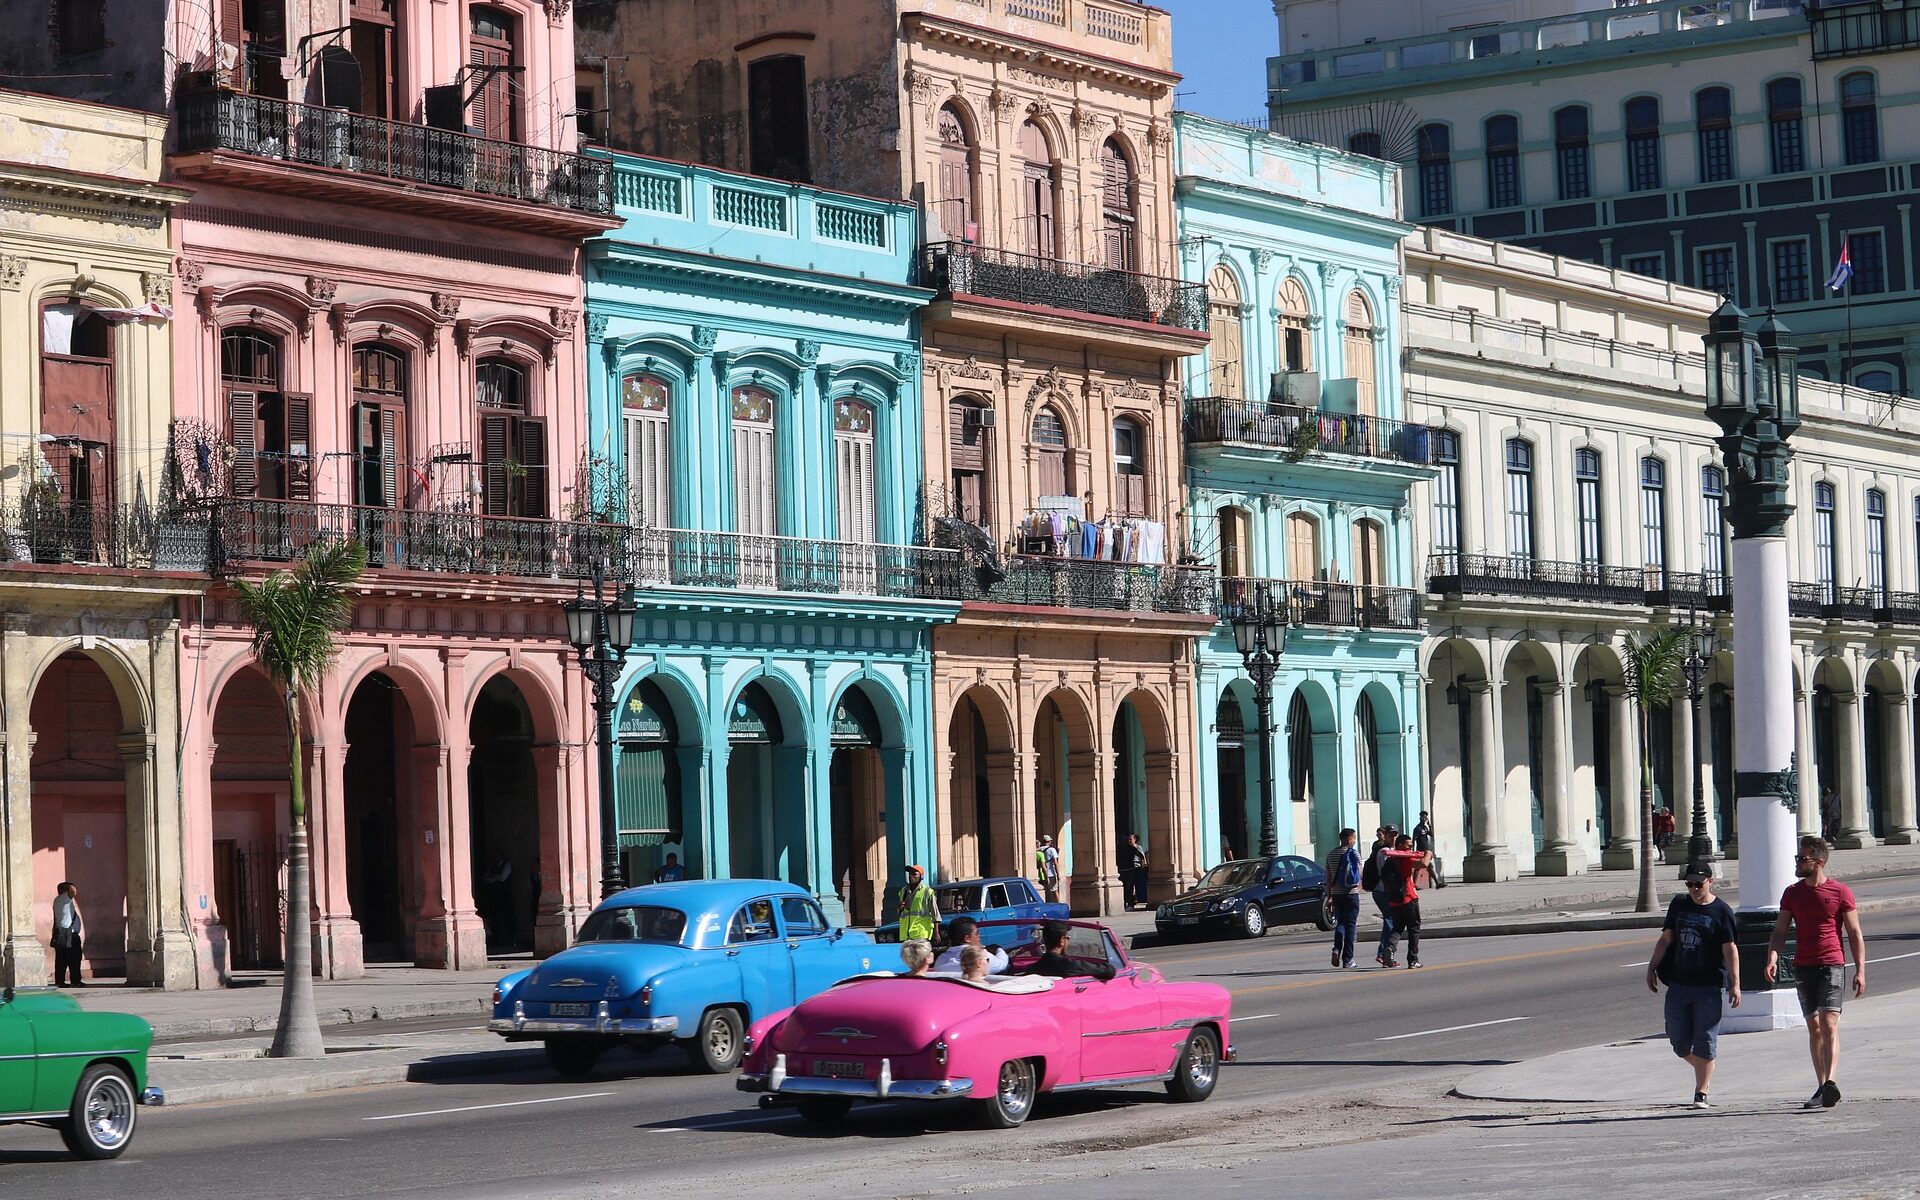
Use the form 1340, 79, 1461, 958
1765, 835, 1867, 1109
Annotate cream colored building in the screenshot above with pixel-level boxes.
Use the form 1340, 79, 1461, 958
1408, 225, 1920, 883
0, 88, 199, 987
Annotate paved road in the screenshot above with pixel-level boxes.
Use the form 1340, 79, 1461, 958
9, 898, 1920, 1198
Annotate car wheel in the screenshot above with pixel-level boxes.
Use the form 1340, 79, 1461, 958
544, 1037, 605, 1077
683, 1006, 744, 1074
978, 1057, 1038, 1129
1164, 1027, 1221, 1104
795, 1096, 853, 1126
60, 1063, 137, 1160
1313, 900, 1335, 932
1239, 904, 1266, 939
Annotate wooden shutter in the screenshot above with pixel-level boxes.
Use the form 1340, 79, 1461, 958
950, 403, 983, 469
379, 406, 399, 507
1037, 449, 1066, 498
481, 413, 509, 515
516, 417, 547, 518
1287, 513, 1318, 581
227, 389, 259, 496
835, 431, 875, 544
732, 420, 775, 537
625, 409, 671, 527
220, 0, 245, 45
284, 391, 312, 500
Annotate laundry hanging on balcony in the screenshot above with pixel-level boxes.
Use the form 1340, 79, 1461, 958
1019, 511, 1166, 565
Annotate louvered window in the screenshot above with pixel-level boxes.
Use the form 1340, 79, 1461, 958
834, 399, 877, 545
1099, 138, 1136, 271
221, 327, 308, 500
469, 4, 516, 141
1206, 266, 1244, 399
1032, 406, 1070, 499
477, 358, 544, 518
1018, 121, 1056, 259
937, 106, 977, 240
1343, 292, 1377, 417
352, 344, 407, 508
623, 373, 672, 527
1111, 416, 1147, 517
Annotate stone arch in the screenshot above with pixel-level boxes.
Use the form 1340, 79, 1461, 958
943, 684, 1016, 881
1284, 676, 1340, 858
824, 676, 908, 925
1422, 635, 1487, 869
1862, 656, 1906, 842
1356, 679, 1406, 831
1212, 679, 1257, 863
1112, 687, 1175, 903
204, 662, 295, 976
336, 665, 442, 964
463, 662, 566, 955
612, 666, 706, 891
1031, 685, 1098, 913
1570, 641, 1629, 859
1500, 640, 1562, 864
721, 670, 811, 885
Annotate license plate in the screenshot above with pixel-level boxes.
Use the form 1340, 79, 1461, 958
549, 1002, 591, 1017
811, 1059, 866, 1079
1176, 916, 1199, 925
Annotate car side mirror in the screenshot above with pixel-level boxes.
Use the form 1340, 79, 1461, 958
832, 927, 845, 940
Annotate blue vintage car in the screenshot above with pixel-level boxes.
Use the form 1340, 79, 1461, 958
873, 876, 1068, 944
488, 879, 880, 1076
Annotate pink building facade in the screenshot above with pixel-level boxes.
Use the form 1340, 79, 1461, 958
164, 0, 613, 982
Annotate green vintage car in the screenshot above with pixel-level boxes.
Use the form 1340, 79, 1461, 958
0, 985, 164, 1158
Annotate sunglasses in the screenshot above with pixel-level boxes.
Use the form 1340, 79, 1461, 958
1685, 879, 1710, 888
1794, 855, 1821, 863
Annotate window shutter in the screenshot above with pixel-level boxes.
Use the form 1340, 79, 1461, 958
220, 0, 245, 45
379, 406, 399, 507
284, 391, 312, 500
481, 413, 509, 515
517, 417, 547, 518
227, 388, 259, 496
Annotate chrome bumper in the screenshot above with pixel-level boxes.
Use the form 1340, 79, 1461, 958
737, 1054, 973, 1101
488, 1007, 679, 1037
140, 1086, 165, 1107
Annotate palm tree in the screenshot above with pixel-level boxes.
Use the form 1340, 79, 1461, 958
232, 539, 367, 1058
1622, 629, 1687, 913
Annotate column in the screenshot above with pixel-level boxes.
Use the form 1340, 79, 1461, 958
1463, 679, 1517, 881
1664, 686, 1696, 865
1602, 685, 1641, 870
1795, 686, 1819, 837
1, 643, 45, 986
530, 743, 576, 957
1884, 691, 1920, 844
1834, 689, 1877, 848
1143, 748, 1176, 901
1535, 681, 1586, 875
1068, 747, 1117, 916
119, 732, 163, 986
311, 731, 364, 980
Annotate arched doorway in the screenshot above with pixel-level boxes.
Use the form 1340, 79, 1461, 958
828, 686, 887, 926
30, 652, 134, 982
1032, 689, 1097, 914
208, 666, 289, 972
1357, 683, 1406, 833
615, 677, 687, 889
1812, 658, 1845, 841
945, 689, 1012, 880
342, 672, 426, 963
1424, 638, 1487, 863
1572, 644, 1626, 858
1214, 687, 1251, 863
1286, 681, 1340, 858
726, 679, 805, 882
1116, 690, 1178, 902
468, 676, 540, 954
1864, 660, 1904, 840
1500, 642, 1560, 864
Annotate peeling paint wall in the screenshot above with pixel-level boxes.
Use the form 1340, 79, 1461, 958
0, 1, 171, 113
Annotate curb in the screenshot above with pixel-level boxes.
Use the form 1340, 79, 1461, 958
152, 1043, 550, 1106
150, 997, 490, 1042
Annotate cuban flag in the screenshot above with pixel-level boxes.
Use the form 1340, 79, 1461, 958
1827, 239, 1854, 293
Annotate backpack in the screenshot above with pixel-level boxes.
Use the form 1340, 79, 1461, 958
1361, 848, 1381, 893
1380, 856, 1405, 900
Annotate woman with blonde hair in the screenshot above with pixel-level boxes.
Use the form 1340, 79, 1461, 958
899, 939, 934, 975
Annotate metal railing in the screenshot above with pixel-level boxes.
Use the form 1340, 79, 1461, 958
1652, 569, 1732, 612
1219, 577, 1420, 630
919, 242, 1207, 331
1184, 398, 1437, 465
1812, 0, 1920, 59
174, 89, 613, 217
626, 527, 965, 600
1881, 591, 1920, 625
1428, 553, 1649, 605
0, 501, 173, 571
980, 554, 1215, 614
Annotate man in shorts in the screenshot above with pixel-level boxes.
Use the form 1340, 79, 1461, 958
1646, 861, 1740, 1108
1765, 835, 1867, 1108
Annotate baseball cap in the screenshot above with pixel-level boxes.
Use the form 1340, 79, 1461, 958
1684, 861, 1715, 882
1040, 834, 1053, 844
905, 863, 925, 875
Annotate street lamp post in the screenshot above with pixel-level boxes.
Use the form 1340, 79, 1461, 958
1681, 615, 1716, 874
1704, 300, 1804, 1031
1230, 583, 1288, 858
563, 560, 639, 901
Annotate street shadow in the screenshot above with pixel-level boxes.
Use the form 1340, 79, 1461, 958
646, 1089, 1175, 1141
1234, 1058, 1514, 1069
0, 1147, 77, 1165
408, 1040, 701, 1086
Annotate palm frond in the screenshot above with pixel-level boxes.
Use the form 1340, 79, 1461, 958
1622, 628, 1688, 708
233, 539, 368, 695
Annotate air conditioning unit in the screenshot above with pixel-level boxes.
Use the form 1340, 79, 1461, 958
1320, 377, 1359, 414
966, 407, 997, 429
1279, 371, 1321, 407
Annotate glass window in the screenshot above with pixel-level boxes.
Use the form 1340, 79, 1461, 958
1624, 253, 1666, 280
1814, 481, 1837, 603
1695, 87, 1732, 182
1867, 488, 1887, 604
1112, 416, 1148, 516
1701, 465, 1727, 587
1432, 430, 1461, 561
1771, 239, 1809, 304
1641, 457, 1667, 576
1506, 438, 1534, 561
1277, 278, 1314, 373
1555, 106, 1590, 200
1574, 448, 1602, 567
1697, 246, 1736, 298
1841, 73, 1879, 166
1848, 231, 1886, 295
623, 373, 672, 528
728, 898, 779, 943
1857, 367, 1896, 394
1348, 130, 1382, 158
1625, 96, 1663, 191
1417, 124, 1453, 218
1768, 78, 1804, 174
576, 905, 689, 945
1484, 115, 1520, 208
779, 897, 830, 937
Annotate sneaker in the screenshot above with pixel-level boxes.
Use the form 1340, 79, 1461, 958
1822, 1080, 1841, 1108
1692, 1092, 1711, 1110
1380, 957, 1400, 969
1803, 1088, 1827, 1110
1342, 959, 1355, 969
1407, 959, 1424, 969
1333, 948, 1343, 967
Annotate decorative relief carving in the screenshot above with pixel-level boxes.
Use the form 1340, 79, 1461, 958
302, 275, 337, 302
1112, 378, 1155, 403
1148, 118, 1173, 149
691, 325, 718, 352
430, 291, 461, 319
1250, 248, 1274, 273
894, 349, 920, 376
0, 255, 25, 290
550, 307, 579, 338
141, 272, 174, 304
951, 355, 993, 380
990, 87, 1020, 121
1009, 66, 1073, 93
585, 312, 610, 341
174, 256, 205, 289
543, 0, 570, 25
796, 338, 821, 365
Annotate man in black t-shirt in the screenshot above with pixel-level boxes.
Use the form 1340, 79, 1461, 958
1645, 862, 1741, 1108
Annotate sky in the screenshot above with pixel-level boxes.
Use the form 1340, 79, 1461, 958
1155, 0, 1277, 122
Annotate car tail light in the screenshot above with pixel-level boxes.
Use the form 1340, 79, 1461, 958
932, 1039, 948, 1068
638, 984, 652, 1009
491, 983, 504, 1006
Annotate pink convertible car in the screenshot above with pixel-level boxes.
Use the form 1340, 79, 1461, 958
736, 921, 1232, 1128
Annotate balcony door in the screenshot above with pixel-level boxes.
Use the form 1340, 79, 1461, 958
949, 398, 991, 526
222, 326, 309, 504
468, 5, 517, 141
1206, 267, 1244, 400
39, 302, 115, 523
834, 399, 877, 591
1286, 512, 1320, 582
936, 105, 976, 241
732, 385, 778, 587
477, 358, 546, 519
349, 0, 399, 119
1343, 292, 1377, 418
1351, 519, 1384, 588
1018, 121, 1056, 260
1099, 138, 1136, 272
1111, 417, 1147, 517
352, 344, 408, 562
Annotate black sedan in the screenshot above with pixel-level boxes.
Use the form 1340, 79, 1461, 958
1154, 856, 1332, 940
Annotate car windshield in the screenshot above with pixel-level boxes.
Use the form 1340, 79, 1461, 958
936, 887, 979, 915
1199, 861, 1264, 890
576, 905, 688, 945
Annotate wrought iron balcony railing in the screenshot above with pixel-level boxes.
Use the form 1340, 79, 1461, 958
625, 527, 966, 601
1881, 591, 1920, 626
174, 89, 613, 217
978, 554, 1216, 614
1789, 582, 1881, 622
1184, 398, 1437, 465
919, 242, 1207, 331
1645, 569, 1732, 612
1219, 577, 1421, 631
0, 500, 178, 571
1428, 553, 1652, 605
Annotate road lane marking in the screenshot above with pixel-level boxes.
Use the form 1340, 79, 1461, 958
364, 1092, 617, 1122
1376, 1016, 1530, 1042
1865, 950, 1920, 965
1225, 938, 1644, 998
1234, 1013, 1281, 1022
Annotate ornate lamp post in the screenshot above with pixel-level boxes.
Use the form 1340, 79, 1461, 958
563, 560, 639, 900
1230, 582, 1288, 858
1704, 300, 1803, 1031
1681, 614, 1716, 874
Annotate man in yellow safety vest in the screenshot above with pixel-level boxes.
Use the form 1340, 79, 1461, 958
898, 864, 938, 943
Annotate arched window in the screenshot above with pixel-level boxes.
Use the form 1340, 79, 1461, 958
1351, 517, 1385, 589
1484, 115, 1520, 208
948, 396, 990, 525
1286, 511, 1320, 581
1768, 78, 1804, 174
478, 357, 544, 517
1288, 690, 1315, 809
351, 343, 407, 508
1343, 291, 1377, 417
1841, 73, 1879, 165
220, 326, 306, 501
1856, 367, 1897, 394
1111, 415, 1147, 516
1416, 123, 1452, 217
1624, 96, 1662, 191
1813, 481, 1838, 602
1354, 694, 1380, 810
39, 299, 116, 517
1555, 105, 1590, 200
1347, 130, 1382, 159
1431, 430, 1461, 562
1694, 87, 1732, 182
1031, 405, 1071, 499
1640, 456, 1667, 578
469, 5, 518, 141
623, 373, 671, 527
1866, 487, 1887, 604
1574, 448, 1602, 567
1701, 465, 1727, 590
1505, 438, 1535, 561
936, 104, 978, 241
1099, 137, 1137, 271
730, 384, 778, 539
1206, 265, 1244, 400
834, 398, 876, 545
1217, 504, 1251, 579
1017, 120, 1056, 259
1278, 277, 1313, 373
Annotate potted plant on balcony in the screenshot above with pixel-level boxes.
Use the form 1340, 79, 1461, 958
1283, 413, 1320, 461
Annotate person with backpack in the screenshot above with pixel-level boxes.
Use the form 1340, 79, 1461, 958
1364, 825, 1397, 967
1378, 834, 1433, 969
1035, 834, 1062, 905
1323, 828, 1363, 969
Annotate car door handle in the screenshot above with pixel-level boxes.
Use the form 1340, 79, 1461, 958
1074, 984, 1089, 993
726, 949, 741, 958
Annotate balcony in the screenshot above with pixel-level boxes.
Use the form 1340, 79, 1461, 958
1812, 0, 1920, 59
1185, 398, 1436, 466
919, 242, 1207, 335
977, 554, 1215, 615
1646, 569, 1732, 612
1882, 592, 1920, 625
1219, 577, 1421, 631
0, 501, 177, 572
1790, 582, 1881, 622
1429, 554, 1660, 606
172, 89, 613, 232
626, 528, 965, 602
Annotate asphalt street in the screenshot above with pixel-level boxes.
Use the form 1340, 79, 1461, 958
8, 890, 1920, 1199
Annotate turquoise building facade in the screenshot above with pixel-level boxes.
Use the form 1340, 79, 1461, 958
585, 153, 959, 926
1174, 114, 1430, 864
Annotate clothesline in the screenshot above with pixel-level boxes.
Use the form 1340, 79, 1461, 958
1019, 511, 1167, 565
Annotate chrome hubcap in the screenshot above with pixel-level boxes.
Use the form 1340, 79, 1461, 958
1245, 908, 1262, 934
84, 1076, 133, 1149
707, 1017, 735, 1062
1186, 1035, 1218, 1091
997, 1060, 1033, 1118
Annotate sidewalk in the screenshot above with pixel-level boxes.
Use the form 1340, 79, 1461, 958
1455, 985, 1920, 1107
